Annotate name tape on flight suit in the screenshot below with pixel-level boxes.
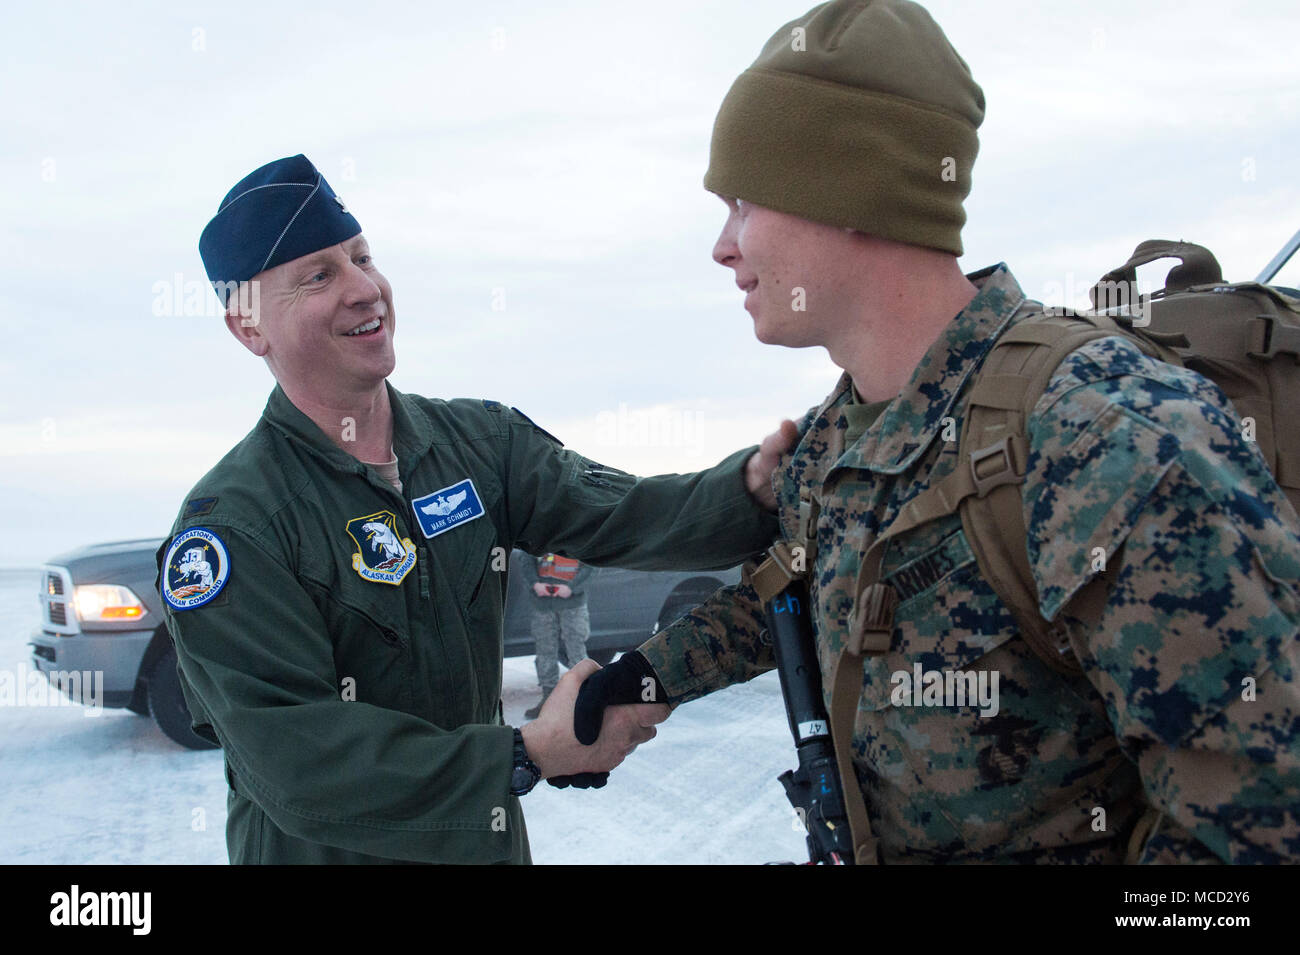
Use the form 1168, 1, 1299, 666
411, 478, 485, 540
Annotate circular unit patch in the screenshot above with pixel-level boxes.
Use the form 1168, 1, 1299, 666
162, 527, 231, 611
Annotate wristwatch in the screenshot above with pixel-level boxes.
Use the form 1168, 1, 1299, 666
509, 728, 542, 796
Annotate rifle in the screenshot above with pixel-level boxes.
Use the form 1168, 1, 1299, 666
761, 550, 856, 865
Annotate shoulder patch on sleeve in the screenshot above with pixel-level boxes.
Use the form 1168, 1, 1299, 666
481, 399, 505, 413
161, 528, 231, 611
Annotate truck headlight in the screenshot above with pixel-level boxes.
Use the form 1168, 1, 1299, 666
74, 585, 148, 622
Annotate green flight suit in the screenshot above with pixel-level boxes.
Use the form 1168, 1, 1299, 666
156, 383, 776, 864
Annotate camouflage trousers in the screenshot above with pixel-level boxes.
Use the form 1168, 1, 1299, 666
531, 603, 591, 691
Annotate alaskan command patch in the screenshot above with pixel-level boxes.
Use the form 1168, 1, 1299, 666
411, 478, 485, 540
346, 511, 417, 585
162, 528, 231, 610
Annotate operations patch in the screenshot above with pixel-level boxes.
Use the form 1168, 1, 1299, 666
411, 478, 485, 540
162, 528, 231, 610
346, 511, 417, 585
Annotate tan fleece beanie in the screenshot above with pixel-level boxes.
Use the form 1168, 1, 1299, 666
704, 0, 984, 256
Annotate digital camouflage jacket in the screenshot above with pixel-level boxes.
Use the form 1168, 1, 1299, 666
157, 383, 776, 865
639, 264, 1300, 864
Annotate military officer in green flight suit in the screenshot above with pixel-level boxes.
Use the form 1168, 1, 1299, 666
157, 154, 792, 864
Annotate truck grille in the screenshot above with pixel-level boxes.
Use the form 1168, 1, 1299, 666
39, 565, 79, 636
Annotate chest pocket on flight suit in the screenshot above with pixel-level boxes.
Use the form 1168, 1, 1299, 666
311, 539, 417, 715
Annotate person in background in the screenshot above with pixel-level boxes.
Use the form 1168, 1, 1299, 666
525, 554, 594, 719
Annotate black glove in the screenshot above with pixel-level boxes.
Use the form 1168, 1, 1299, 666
547, 772, 608, 790
573, 651, 668, 745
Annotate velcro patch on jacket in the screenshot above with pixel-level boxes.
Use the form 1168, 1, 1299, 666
162, 528, 231, 610
411, 478, 485, 540
345, 511, 417, 585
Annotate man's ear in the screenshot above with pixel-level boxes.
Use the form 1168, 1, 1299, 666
223, 281, 269, 356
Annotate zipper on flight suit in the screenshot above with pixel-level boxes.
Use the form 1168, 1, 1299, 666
357, 461, 431, 602
357, 458, 458, 715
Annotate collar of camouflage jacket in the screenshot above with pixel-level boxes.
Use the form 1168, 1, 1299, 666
261, 381, 439, 475
825, 263, 1032, 475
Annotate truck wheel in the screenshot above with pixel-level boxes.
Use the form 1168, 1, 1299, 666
588, 648, 616, 666
148, 647, 218, 751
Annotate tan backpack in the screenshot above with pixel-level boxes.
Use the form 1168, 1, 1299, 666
956, 239, 1300, 675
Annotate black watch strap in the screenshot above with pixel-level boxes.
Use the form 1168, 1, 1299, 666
509, 728, 542, 796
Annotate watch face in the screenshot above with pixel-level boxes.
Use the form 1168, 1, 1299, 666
511, 764, 539, 796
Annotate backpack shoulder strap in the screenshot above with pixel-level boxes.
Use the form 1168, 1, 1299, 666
813, 310, 1183, 860
958, 310, 1180, 674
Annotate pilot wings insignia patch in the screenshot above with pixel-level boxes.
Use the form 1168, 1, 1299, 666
411, 478, 484, 540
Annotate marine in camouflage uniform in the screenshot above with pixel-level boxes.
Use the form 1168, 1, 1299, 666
609, 0, 1300, 864
639, 262, 1300, 863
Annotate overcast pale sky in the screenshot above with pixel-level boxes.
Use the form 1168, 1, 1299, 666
2, 0, 1298, 567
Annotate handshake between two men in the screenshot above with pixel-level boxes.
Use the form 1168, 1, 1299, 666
518, 654, 668, 788
518, 418, 802, 789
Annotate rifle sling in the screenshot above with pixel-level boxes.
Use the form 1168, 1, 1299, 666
830, 638, 881, 865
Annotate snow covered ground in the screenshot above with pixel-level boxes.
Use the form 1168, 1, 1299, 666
0, 568, 808, 864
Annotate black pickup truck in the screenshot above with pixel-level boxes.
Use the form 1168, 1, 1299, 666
29, 541, 738, 750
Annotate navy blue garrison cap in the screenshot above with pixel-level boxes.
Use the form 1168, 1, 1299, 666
199, 154, 362, 305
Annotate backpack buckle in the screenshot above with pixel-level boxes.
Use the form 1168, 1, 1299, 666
1247, 315, 1300, 362
848, 583, 897, 655
797, 488, 820, 565
969, 436, 1025, 498
751, 540, 807, 604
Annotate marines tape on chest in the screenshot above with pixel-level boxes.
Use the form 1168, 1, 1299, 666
882, 528, 974, 603
162, 528, 230, 610
411, 478, 485, 540
345, 510, 417, 585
